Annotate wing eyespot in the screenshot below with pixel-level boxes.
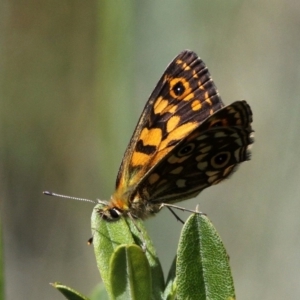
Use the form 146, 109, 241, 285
211, 152, 231, 168
178, 143, 195, 157
210, 121, 223, 127
172, 81, 185, 96
208, 118, 229, 128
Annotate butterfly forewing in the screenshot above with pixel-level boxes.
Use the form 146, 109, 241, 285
115, 50, 224, 197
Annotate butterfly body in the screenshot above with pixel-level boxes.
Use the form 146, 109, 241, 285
98, 50, 253, 221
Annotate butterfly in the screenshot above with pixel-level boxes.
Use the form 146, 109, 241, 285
98, 50, 253, 221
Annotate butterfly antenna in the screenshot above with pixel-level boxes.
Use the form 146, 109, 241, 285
43, 191, 96, 204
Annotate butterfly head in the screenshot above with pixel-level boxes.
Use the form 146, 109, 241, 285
97, 206, 123, 221
96, 195, 128, 221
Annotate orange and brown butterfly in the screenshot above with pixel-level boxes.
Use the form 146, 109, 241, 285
98, 50, 253, 221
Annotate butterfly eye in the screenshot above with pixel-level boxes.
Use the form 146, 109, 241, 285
109, 208, 121, 219
178, 143, 195, 157
211, 152, 231, 168
172, 81, 185, 96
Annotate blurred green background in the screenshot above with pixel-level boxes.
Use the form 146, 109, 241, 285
1, 0, 300, 299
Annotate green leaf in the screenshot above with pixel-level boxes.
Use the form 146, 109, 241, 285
176, 214, 235, 300
89, 283, 109, 300
51, 282, 89, 300
91, 204, 135, 291
91, 204, 164, 300
109, 244, 151, 300
163, 256, 177, 300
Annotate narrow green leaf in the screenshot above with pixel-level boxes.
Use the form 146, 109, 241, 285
109, 245, 151, 300
176, 214, 235, 300
126, 216, 165, 299
0, 219, 4, 300
163, 256, 177, 300
91, 204, 164, 299
51, 282, 89, 300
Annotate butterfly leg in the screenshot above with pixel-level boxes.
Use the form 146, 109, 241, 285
166, 207, 185, 224
160, 203, 205, 216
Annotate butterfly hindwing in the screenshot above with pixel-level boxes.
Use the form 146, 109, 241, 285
131, 101, 253, 204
